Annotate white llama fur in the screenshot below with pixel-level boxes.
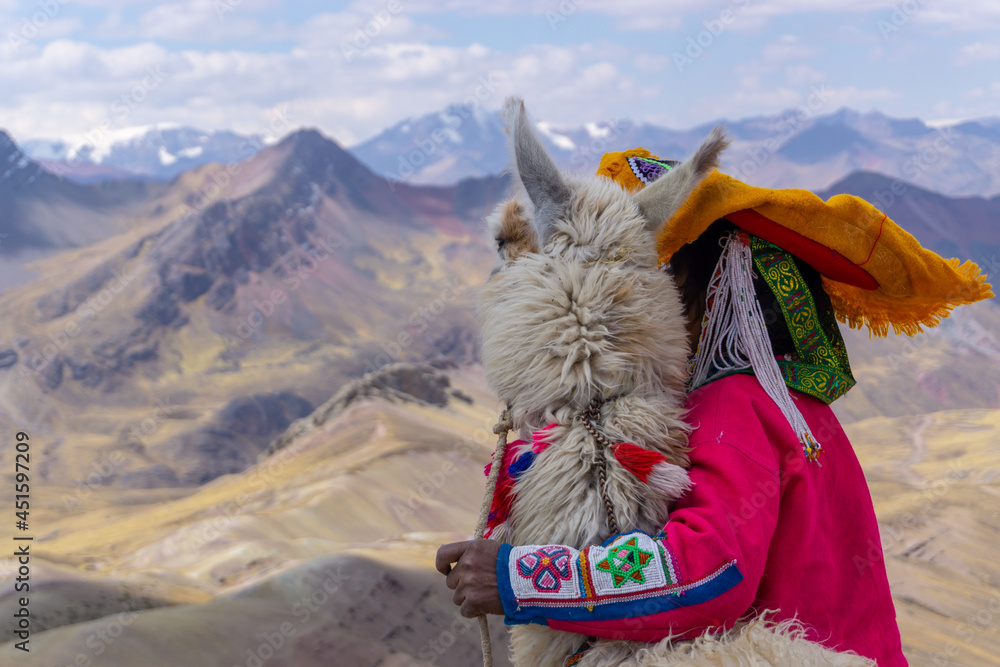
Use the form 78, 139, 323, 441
573, 615, 876, 667
477, 97, 872, 667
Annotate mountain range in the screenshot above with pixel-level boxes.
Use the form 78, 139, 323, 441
0, 126, 506, 490
0, 117, 996, 666
0, 118, 996, 508
21, 124, 269, 183
354, 105, 1000, 198
17, 105, 1000, 198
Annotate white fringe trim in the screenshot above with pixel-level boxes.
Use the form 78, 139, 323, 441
689, 232, 822, 462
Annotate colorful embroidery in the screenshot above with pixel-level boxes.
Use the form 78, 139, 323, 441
564, 637, 597, 665
499, 533, 744, 624
596, 537, 655, 587
578, 546, 595, 599
689, 233, 857, 411
749, 235, 856, 404
515, 546, 576, 594
656, 543, 679, 587
626, 155, 675, 185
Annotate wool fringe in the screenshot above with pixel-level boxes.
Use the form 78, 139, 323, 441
824, 258, 994, 338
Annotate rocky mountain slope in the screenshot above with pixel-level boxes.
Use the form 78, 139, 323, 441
0, 127, 506, 493
0, 363, 513, 666
0, 130, 168, 289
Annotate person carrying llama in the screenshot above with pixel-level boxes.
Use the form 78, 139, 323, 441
437, 139, 993, 666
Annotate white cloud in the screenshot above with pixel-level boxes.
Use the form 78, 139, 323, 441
785, 64, 826, 86
762, 35, 820, 63
957, 42, 1000, 64
915, 3, 1000, 30
0, 34, 648, 147
0, 0, 994, 149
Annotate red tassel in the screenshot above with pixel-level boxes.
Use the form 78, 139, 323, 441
480, 425, 557, 537
612, 442, 666, 483
483, 439, 528, 538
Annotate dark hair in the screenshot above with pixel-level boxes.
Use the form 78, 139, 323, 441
668, 218, 836, 357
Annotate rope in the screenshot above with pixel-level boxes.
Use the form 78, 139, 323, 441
472, 400, 619, 666
474, 405, 513, 667
580, 398, 620, 535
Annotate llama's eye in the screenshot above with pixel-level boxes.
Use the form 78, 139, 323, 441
496, 238, 507, 251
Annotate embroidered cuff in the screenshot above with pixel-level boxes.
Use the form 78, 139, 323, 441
498, 531, 742, 625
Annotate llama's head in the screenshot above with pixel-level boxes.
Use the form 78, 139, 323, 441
478, 97, 728, 431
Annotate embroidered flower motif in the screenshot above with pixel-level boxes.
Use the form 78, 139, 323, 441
596, 536, 654, 587
516, 546, 573, 593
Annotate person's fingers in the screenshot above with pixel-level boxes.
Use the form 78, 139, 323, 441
445, 562, 462, 590
452, 585, 466, 609
460, 598, 477, 619
435, 541, 472, 575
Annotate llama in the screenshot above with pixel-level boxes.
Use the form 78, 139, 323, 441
475, 97, 874, 667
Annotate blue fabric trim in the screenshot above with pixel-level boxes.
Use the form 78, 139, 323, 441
502, 531, 744, 626
515, 560, 743, 623
598, 528, 647, 546
498, 542, 544, 627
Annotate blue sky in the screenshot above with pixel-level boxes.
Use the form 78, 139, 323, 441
1, 0, 998, 145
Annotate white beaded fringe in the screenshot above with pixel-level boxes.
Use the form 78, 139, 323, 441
689, 232, 821, 461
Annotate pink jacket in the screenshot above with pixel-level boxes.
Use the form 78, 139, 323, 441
497, 373, 907, 666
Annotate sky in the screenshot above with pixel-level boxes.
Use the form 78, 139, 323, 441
0, 0, 998, 146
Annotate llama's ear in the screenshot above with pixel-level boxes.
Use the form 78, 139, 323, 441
502, 97, 570, 243
634, 126, 729, 232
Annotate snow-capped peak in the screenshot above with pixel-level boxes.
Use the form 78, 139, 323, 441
534, 121, 576, 151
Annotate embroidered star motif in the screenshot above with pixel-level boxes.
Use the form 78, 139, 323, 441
596, 537, 654, 587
